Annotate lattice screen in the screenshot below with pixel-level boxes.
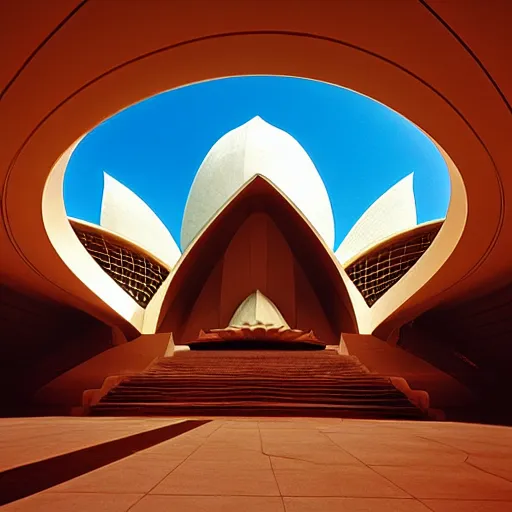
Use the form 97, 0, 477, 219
345, 223, 442, 307
72, 220, 441, 310
72, 225, 170, 308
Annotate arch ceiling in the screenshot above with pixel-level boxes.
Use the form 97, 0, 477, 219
1, 0, 511, 341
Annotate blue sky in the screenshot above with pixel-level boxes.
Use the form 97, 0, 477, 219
64, 76, 450, 250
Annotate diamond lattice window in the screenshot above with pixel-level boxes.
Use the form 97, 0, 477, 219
345, 223, 442, 307
71, 223, 170, 308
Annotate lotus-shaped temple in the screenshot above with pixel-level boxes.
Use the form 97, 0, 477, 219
5, 5, 512, 508
43, 116, 451, 419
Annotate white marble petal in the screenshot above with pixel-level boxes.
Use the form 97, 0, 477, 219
230, 290, 290, 329
335, 173, 417, 265
180, 116, 335, 249
100, 173, 181, 268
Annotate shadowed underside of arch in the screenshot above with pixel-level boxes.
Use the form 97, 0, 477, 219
157, 175, 358, 344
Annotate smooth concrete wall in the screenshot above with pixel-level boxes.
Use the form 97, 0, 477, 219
266, 216, 297, 326
399, 292, 512, 425
295, 262, 338, 345
343, 333, 474, 410
179, 260, 223, 343
219, 214, 263, 327
34, 333, 170, 407
219, 214, 297, 329
0, 284, 117, 411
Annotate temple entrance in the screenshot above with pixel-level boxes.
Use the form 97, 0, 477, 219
89, 291, 427, 419
185, 290, 327, 351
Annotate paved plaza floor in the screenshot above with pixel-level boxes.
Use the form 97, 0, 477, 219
1, 417, 511, 511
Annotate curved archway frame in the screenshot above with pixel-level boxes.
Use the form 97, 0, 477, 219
3, 24, 504, 339
152, 175, 359, 342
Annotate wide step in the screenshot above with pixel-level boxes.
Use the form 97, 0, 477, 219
90, 350, 426, 419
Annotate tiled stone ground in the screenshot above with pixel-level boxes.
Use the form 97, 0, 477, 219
0, 417, 182, 472
2, 418, 512, 511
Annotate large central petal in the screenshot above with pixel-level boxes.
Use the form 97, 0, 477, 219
180, 116, 335, 249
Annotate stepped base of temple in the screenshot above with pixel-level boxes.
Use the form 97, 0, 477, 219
89, 350, 427, 420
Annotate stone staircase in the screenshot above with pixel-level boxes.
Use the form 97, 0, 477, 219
89, 350, 427, 419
